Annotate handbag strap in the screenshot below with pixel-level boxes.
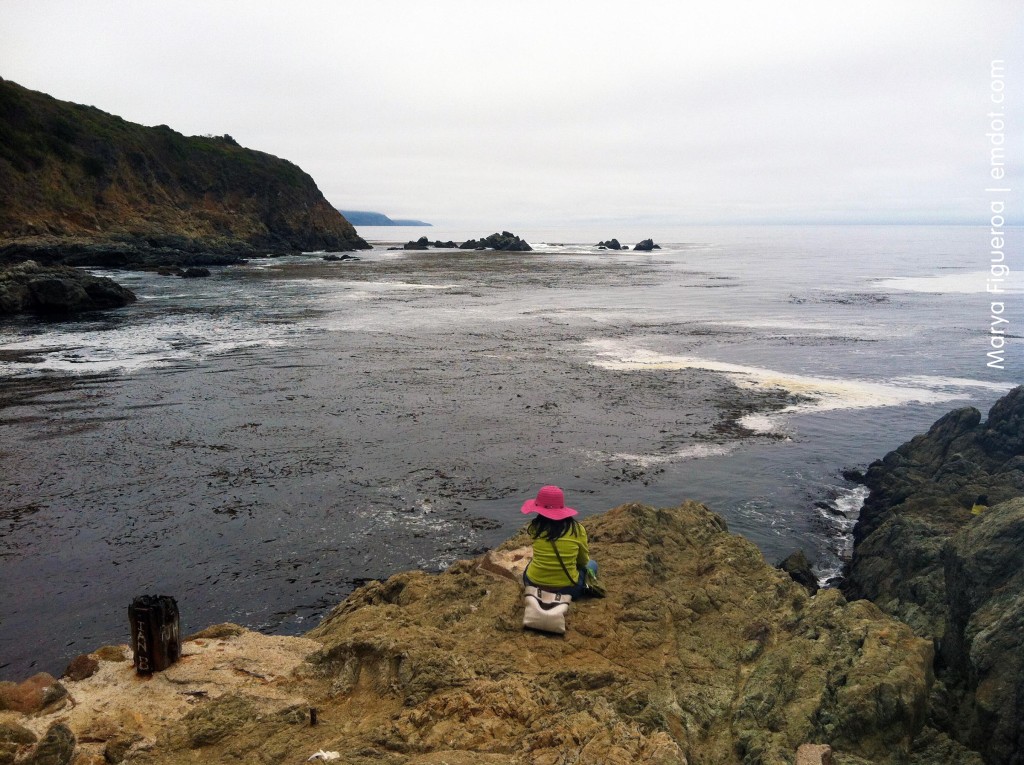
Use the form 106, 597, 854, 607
550, 539, 576, 584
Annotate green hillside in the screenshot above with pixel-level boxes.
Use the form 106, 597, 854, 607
0, 78, 368, 263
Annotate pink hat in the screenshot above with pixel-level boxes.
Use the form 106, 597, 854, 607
520, 485, 578, 520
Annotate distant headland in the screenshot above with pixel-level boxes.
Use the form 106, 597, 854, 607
338, 210, 432, 227
0, 78, 369, 269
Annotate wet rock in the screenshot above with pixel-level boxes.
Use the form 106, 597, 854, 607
180, 267, 210, 278
842, 467, 866, 483
403, 236, 430, 250
597, 238, 622, 250
0, 673, 68, 714
322, 253, 360, 261
401, 237, 457, 251
64, 653, 100, 681
0, 261, 135, 315
633, 238, 661, 251
25, 723, 75, 765
458, 231, 532, 251
777, 549, 819, 594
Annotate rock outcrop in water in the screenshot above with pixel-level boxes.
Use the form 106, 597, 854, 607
843, 386, 1024, 764
0, 259, 136, 315
0, 501, 945, 764
458, 231, 532, 251
0, 78, 369, 268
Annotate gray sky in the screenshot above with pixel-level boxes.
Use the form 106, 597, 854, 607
1, 1, 1021, 226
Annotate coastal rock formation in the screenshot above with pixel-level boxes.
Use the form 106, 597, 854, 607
0, 78, 369, 268
843, 386, 1024, 763
0, 501, 939, 764
633, 238, 662, 251
0, 260, 136, 315
597, 239, 622, 250
402, 236, 457, 250
458, 231, 532, 252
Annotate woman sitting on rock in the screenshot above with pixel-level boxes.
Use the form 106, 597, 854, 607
521, 485, 600, 598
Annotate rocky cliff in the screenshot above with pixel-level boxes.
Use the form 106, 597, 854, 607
2, 501, 966, 765
843, 386, 1024, 764
0, 78, 369, 267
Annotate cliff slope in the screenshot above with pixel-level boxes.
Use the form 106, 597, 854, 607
0, 78, 369, 266
843, 386, 1024, 764
1, 501, 945, 765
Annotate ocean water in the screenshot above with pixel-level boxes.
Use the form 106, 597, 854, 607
0, 224, 1019, 679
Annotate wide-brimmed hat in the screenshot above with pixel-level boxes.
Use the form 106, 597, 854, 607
520, 485, 577, 520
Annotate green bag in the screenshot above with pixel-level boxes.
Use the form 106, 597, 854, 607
584, 568, 607, 598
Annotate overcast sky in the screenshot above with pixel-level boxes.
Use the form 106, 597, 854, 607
1, 1, 1021, 227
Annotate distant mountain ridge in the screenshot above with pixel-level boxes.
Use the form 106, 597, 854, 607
0, 78, 368, 266
339, 210, 431, 227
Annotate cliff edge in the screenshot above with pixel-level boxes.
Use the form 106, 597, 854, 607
1, 501, 946, 765
0, 78, 369, 267
843, 386, 1024, 764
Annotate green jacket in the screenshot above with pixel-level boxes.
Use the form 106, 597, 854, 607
525, 524, 589, 588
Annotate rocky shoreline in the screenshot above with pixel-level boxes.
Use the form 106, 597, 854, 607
1, 391, 1019, 764
842, 385, 1024, 764
0, 260, 136, 315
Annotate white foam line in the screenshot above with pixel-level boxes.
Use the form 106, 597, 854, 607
585, 339, 1001, 433
607, 443, 736, 467
874, 270, 1024, 294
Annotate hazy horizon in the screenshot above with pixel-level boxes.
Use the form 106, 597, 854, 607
2, 1, 1021, 228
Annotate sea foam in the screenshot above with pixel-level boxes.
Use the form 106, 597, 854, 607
585, 339, 1014, 434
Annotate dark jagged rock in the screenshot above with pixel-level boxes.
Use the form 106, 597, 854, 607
597, 238, 622, 250
322, 253, 360, 262
0, 78, 369, 268
402, 236, 457, 250
0, 260, 136, 315
180, 267, 210, 278
403, 236, 430, 250
844, 388, 1024, 636
778, 550, 819, 594
458, 231, 532, 251
938, 497, 1024, 764
633, 238, 662, 251
843, 386, 1024, 763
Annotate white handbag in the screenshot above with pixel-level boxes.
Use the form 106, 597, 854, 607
523, 586, 572, 634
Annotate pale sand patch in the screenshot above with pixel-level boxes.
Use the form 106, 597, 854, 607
2, 627, 321, 757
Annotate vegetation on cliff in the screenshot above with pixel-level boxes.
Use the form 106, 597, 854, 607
0, 78, 369, 266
